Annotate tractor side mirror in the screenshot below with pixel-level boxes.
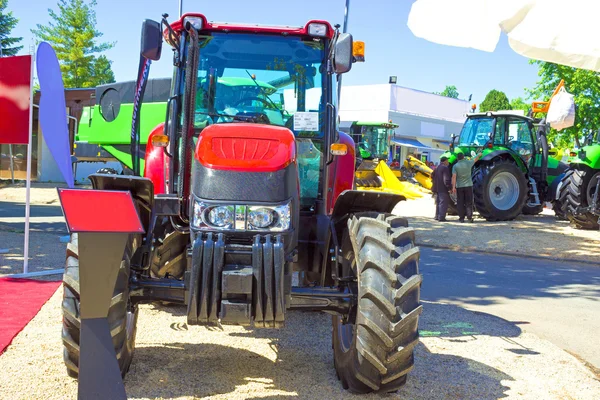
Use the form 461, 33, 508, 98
333, 33, 353, 74
141, 19, 163, 61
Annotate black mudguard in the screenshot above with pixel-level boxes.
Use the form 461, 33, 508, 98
331, 190, 406, 221
89, 174, 154, 230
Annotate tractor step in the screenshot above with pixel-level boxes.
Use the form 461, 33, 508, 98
528, 177, 541, 206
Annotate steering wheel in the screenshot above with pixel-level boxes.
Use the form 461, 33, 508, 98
233, 96, 272, 109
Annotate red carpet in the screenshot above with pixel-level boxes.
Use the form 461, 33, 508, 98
0, 277, 61, 355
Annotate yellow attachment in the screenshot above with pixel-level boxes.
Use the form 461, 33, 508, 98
152, 134, 170, 148
330, 143, 348, 156
532, 79, 565, 113
353, 41, 365, 62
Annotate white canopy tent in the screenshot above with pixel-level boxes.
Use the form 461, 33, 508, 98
407, 0, 600, 73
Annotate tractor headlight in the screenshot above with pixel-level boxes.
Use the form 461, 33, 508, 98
208, 206, 234, 228
192, 199, 291, 231
248, 208, 274, 229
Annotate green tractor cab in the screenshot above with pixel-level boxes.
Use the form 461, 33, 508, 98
558, 130, 600, 229
442, 112, 568, 221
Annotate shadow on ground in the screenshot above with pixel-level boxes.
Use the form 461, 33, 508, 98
421, 247, 600, 306
128, 304, 515, 399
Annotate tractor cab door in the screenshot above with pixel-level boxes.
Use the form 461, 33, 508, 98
507, 117, 535, 167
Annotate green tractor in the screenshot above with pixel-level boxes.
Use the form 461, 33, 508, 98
558, 130, 600, 229
340, 121, 396, 161
441, 112, 569, 221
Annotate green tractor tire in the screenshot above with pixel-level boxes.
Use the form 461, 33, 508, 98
472, 158, 528, 221
559, 168, 600, 230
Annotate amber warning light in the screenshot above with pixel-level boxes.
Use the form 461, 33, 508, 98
353, 41, 365, 62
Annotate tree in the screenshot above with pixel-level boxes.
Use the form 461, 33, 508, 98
510, 97, 530, 114
528, 60, 600, 148
31, 0, 115, 88
435, 85, 459, 98
479, 89, 511, 112
0, 0, 23, 56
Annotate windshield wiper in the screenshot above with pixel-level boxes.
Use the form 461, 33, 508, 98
195, 110, 264, 124
245, 70, 286, 118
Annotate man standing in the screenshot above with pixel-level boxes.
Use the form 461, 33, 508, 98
452, 151, 483, 222
433, 156, 452, 221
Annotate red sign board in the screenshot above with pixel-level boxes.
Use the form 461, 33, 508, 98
0, 55, 32, 144
57, 189, 145, 234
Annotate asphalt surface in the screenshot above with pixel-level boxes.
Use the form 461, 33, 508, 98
0, 200, 67, 233
420, 247, 600, 370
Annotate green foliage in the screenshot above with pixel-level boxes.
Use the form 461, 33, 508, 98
528, 60, 600, 148
436, 85, 459, 99
0, 0, 23, 56
31, 0, 115, 88
510, 97, 530, 114
479, 90, 511, 112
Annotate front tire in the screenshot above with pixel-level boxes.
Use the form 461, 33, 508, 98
559, 168, 600, 230
473, 159, 528, 221
332, 214, 422, 393
61, 233, 139, 378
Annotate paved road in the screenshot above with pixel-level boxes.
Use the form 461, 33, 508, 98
0, 201, 67, 233
420, 247, 600, 369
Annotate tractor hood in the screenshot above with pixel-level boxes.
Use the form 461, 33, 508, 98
195, 123, 297, 172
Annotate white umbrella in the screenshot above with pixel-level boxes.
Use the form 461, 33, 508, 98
407, 0, 600, 72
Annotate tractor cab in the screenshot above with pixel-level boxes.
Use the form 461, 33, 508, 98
343, 121, 397, 161
454, 112, 537, 171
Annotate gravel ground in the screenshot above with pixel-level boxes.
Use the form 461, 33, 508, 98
1, 289, 598, 400
394, 197, 600, 264
0, 182, 72, 205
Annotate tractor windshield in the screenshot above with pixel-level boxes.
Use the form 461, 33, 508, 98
191, 33, 326, 138
458, 117, 494, 147
186, 32, 328, 208
359, 126, 391, 159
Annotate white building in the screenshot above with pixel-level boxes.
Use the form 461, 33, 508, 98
339, 84, 470, 163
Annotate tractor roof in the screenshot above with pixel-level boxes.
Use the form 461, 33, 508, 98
341, 121, 399, 129
166, 13, 335, 45
467, 111, 532, 121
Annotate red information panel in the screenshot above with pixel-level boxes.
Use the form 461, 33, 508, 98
58, 189, 145, 233
0, 55, 31, 144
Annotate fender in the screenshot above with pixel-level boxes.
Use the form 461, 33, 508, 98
331, 190, 406, 221
480, 149, 527, 171
143, 123, 168, 194
89, 173, 154, 231
326, 130, 356, 214
550, 172, 566, 201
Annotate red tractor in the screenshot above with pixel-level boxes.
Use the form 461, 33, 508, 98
59, 13, 422, 396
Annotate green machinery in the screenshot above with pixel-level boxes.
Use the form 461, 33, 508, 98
558, 130, 600, 229
441, 112, 569, 221
340, 121, 429, 199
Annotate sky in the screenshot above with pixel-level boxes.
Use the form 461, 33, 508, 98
7, 0, 541, 105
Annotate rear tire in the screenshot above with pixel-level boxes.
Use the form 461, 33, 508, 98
552, 200, 567, 220
473, 159, 528, 221
559, 168, 600, 230
332, 214, 422, 393
522, 203, 543, 215
61, 233, 139, 378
